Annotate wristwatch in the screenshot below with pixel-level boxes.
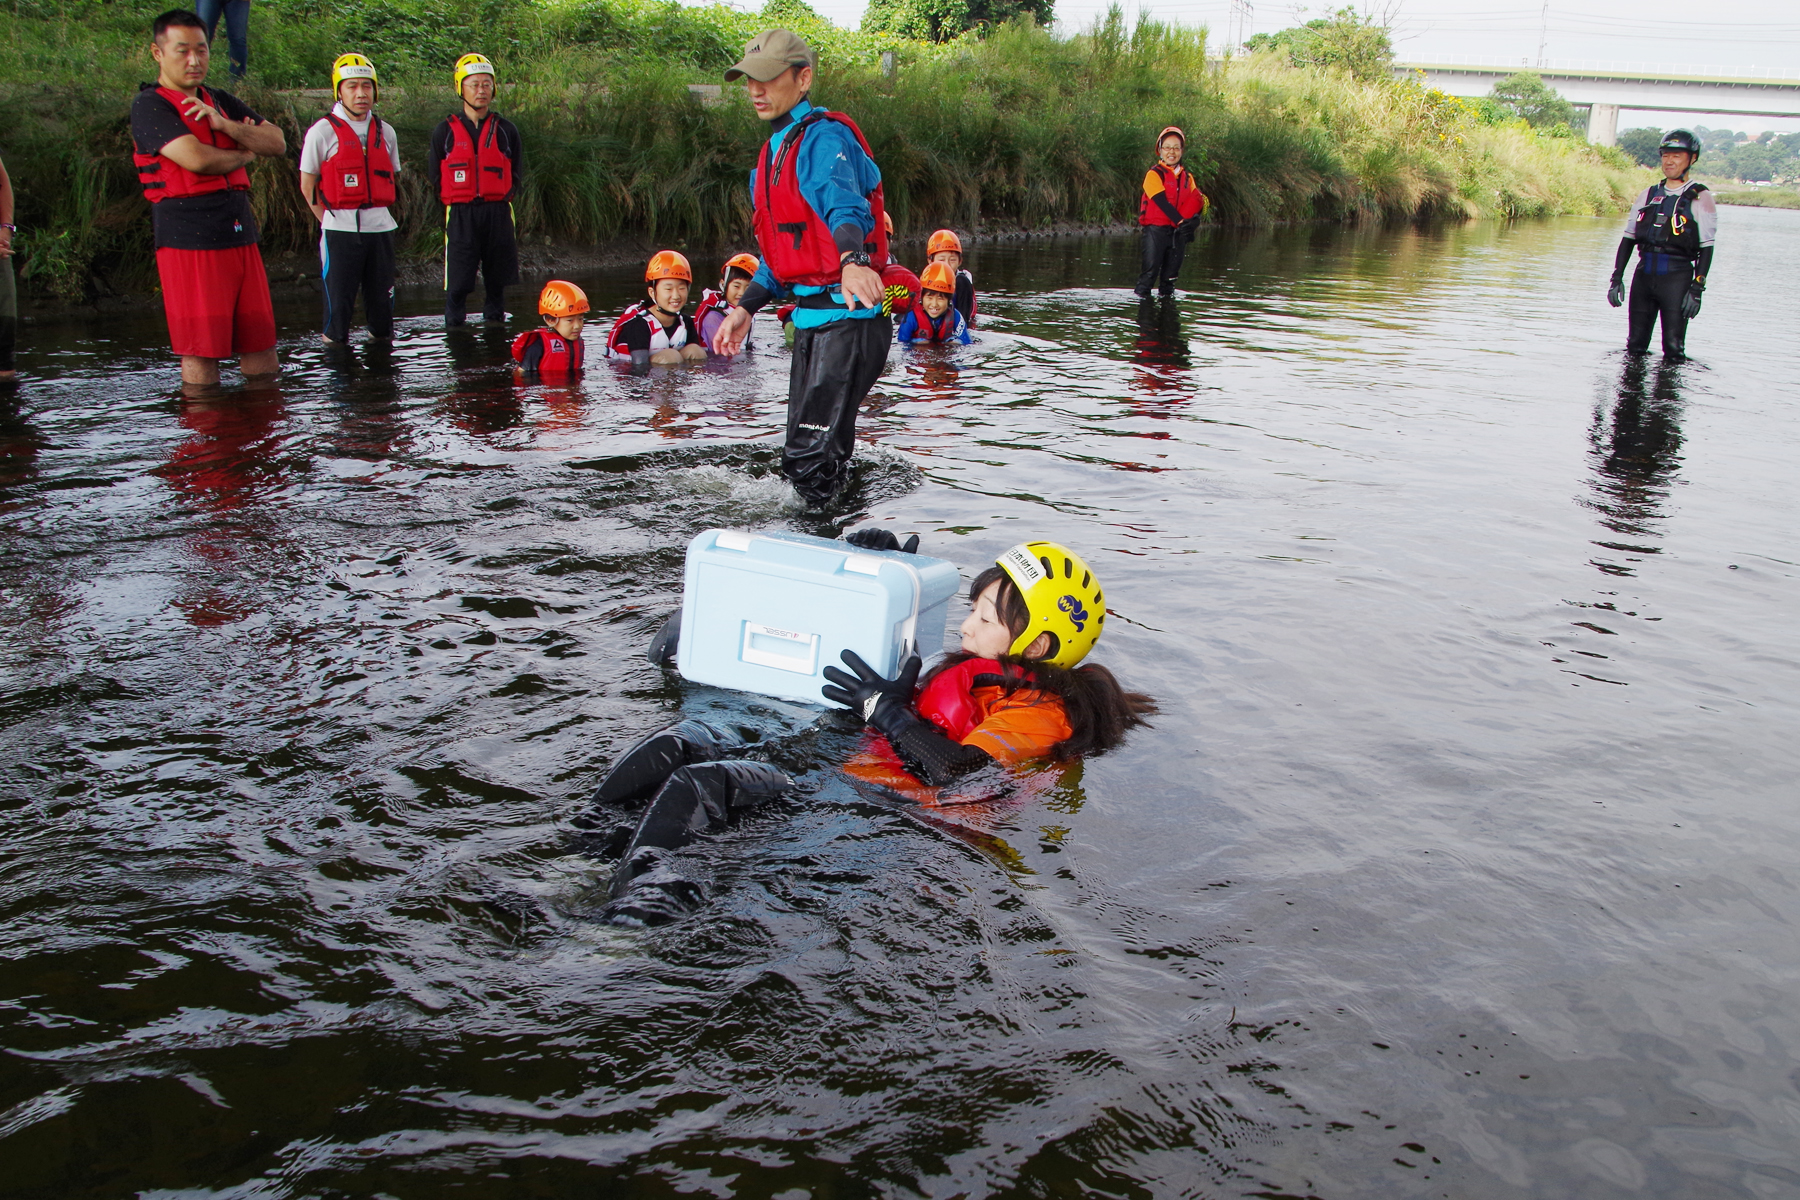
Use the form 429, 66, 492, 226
840, 250, 873, 269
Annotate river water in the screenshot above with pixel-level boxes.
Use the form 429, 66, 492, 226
2, 210, 1798, 1198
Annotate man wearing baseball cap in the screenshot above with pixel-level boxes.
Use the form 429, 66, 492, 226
710, 29, 892, 509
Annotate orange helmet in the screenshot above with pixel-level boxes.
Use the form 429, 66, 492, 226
919, 262, 956, 295
722, 252, 759, 280
645, 250, 692, 283
926, 229, 962, 257
883, 211, 894, 235
538, 279, 589, 317
1157, 125, 1186, 148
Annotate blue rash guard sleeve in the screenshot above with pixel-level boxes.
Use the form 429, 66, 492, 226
894, 310, 921, 342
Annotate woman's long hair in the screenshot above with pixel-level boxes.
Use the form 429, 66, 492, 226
923, 565, 1157, 760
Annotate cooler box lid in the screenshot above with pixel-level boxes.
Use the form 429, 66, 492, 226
675, 529, 962, 704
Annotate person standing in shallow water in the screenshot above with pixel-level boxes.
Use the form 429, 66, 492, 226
1608, 128, 1715, 362
131, 9, 287, 392
708, 28, 892, 510
430, 53, 523, 328
1135, 125, 1207, 299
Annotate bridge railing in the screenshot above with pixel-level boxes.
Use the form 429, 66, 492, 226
1398, 58, 1800, 82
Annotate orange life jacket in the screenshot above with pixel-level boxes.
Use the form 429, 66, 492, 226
317, 113, 397, 210
841, 659, 1072, 805
439, 114, 513, 204
134, 85, 252, 203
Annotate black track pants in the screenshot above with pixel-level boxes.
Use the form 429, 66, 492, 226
785, 314, 892, 507
1626, 266, 1692, 358
320, 229, 395, 343
1136, 225, 1188, 295
443, 200, 519, 322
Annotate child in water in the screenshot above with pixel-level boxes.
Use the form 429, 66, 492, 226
894, 263, 971, 345
926, 229, 976, 325
511, 280, 587, 381
695, 252, 759, 354
607, 251, 707, 366
576, 537, 1155, 925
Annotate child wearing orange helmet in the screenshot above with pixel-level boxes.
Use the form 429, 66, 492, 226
894, 263, 970, 345
694, 252, 760, 355
511, 280, 587, 380
607, 251, 707, 366
925, 229, 976, 325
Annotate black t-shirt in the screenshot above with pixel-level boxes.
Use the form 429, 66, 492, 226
428, 113, 524, 204
613, 309, 701, 355
131, 83, 262, 251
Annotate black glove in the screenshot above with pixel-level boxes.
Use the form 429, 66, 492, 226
1178, 217, 1201, 244
1681, 282, 1703, 320
821, 650, 921, 737
1607, 275, 1624, 308
844, 527, 920, 554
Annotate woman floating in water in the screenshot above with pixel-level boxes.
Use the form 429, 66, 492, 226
575, 537, 1155, 925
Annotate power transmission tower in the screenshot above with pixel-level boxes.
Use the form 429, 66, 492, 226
1228, 0, 1253, 52
1536, 0, 1549, 67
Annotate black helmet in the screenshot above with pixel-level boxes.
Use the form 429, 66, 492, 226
1659, 129, 1702, 160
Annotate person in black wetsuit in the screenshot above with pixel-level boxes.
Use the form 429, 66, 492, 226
1608, 129, 1715, 361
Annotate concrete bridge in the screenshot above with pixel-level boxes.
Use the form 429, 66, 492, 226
1394, 61, 1800, 145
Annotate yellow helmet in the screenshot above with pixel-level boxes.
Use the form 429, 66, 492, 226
996, 541, 1106, 669
331, 53, 379, 100
454, 52, 496, 96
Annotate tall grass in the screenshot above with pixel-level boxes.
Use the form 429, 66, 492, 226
0, 0, 1646, 300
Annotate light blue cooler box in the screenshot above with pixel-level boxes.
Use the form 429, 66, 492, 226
676, 529, 963, 704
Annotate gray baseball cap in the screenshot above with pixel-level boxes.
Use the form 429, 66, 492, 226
724, 28, 816, 82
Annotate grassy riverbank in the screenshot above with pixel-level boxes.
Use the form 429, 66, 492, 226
1706, 185, 1800, 210
0, 0, 1647, 301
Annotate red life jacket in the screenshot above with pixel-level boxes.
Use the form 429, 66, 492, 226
605, 303, 695, 359
317, 113, 396, 210
692, 287, 728, 329
439, 114, 513, 203
511, 327, 584, 375
1138, 163, 1204, 227
752, 110, 889, 289
881, 263, 919, 315
918, 658, 1022, 738
134, 85, 252, 204
907, 307, 961, 344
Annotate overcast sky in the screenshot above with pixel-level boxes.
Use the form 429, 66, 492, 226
714, 0, 1800, 133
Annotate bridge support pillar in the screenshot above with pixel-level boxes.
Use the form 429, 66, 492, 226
1589, 103, 1620, 147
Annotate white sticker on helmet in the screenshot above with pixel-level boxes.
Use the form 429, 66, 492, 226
999, 545, 1046, 587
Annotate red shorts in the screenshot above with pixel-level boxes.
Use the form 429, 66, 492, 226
156, 244, 277, 360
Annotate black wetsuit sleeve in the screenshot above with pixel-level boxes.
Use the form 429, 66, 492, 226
1153, 193, 1184, 224
1612, 237, 1635, 275
519, 334, 545, 374
1694, 245, 1714, 282
953, 273, 974, 323
738, 282, 773, 315
614, 316, 652, 354
131, 88, 190, 156
833, 223, 864, 256
428, 121, 451, 201
500, 116, 523, 199
682, 315, 702, 343
872, 709, 998, 786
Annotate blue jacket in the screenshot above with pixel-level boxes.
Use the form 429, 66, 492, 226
748, 99, 884, 329
895, 306, 971, 345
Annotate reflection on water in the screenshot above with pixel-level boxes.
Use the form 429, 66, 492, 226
1585, 357, 1685, 575
1, 213, 1799, 1198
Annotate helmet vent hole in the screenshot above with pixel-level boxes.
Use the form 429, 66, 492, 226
1081, 571, 1090, 588
1038, 555, 1053, 577
1062, 557, 1073, 578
